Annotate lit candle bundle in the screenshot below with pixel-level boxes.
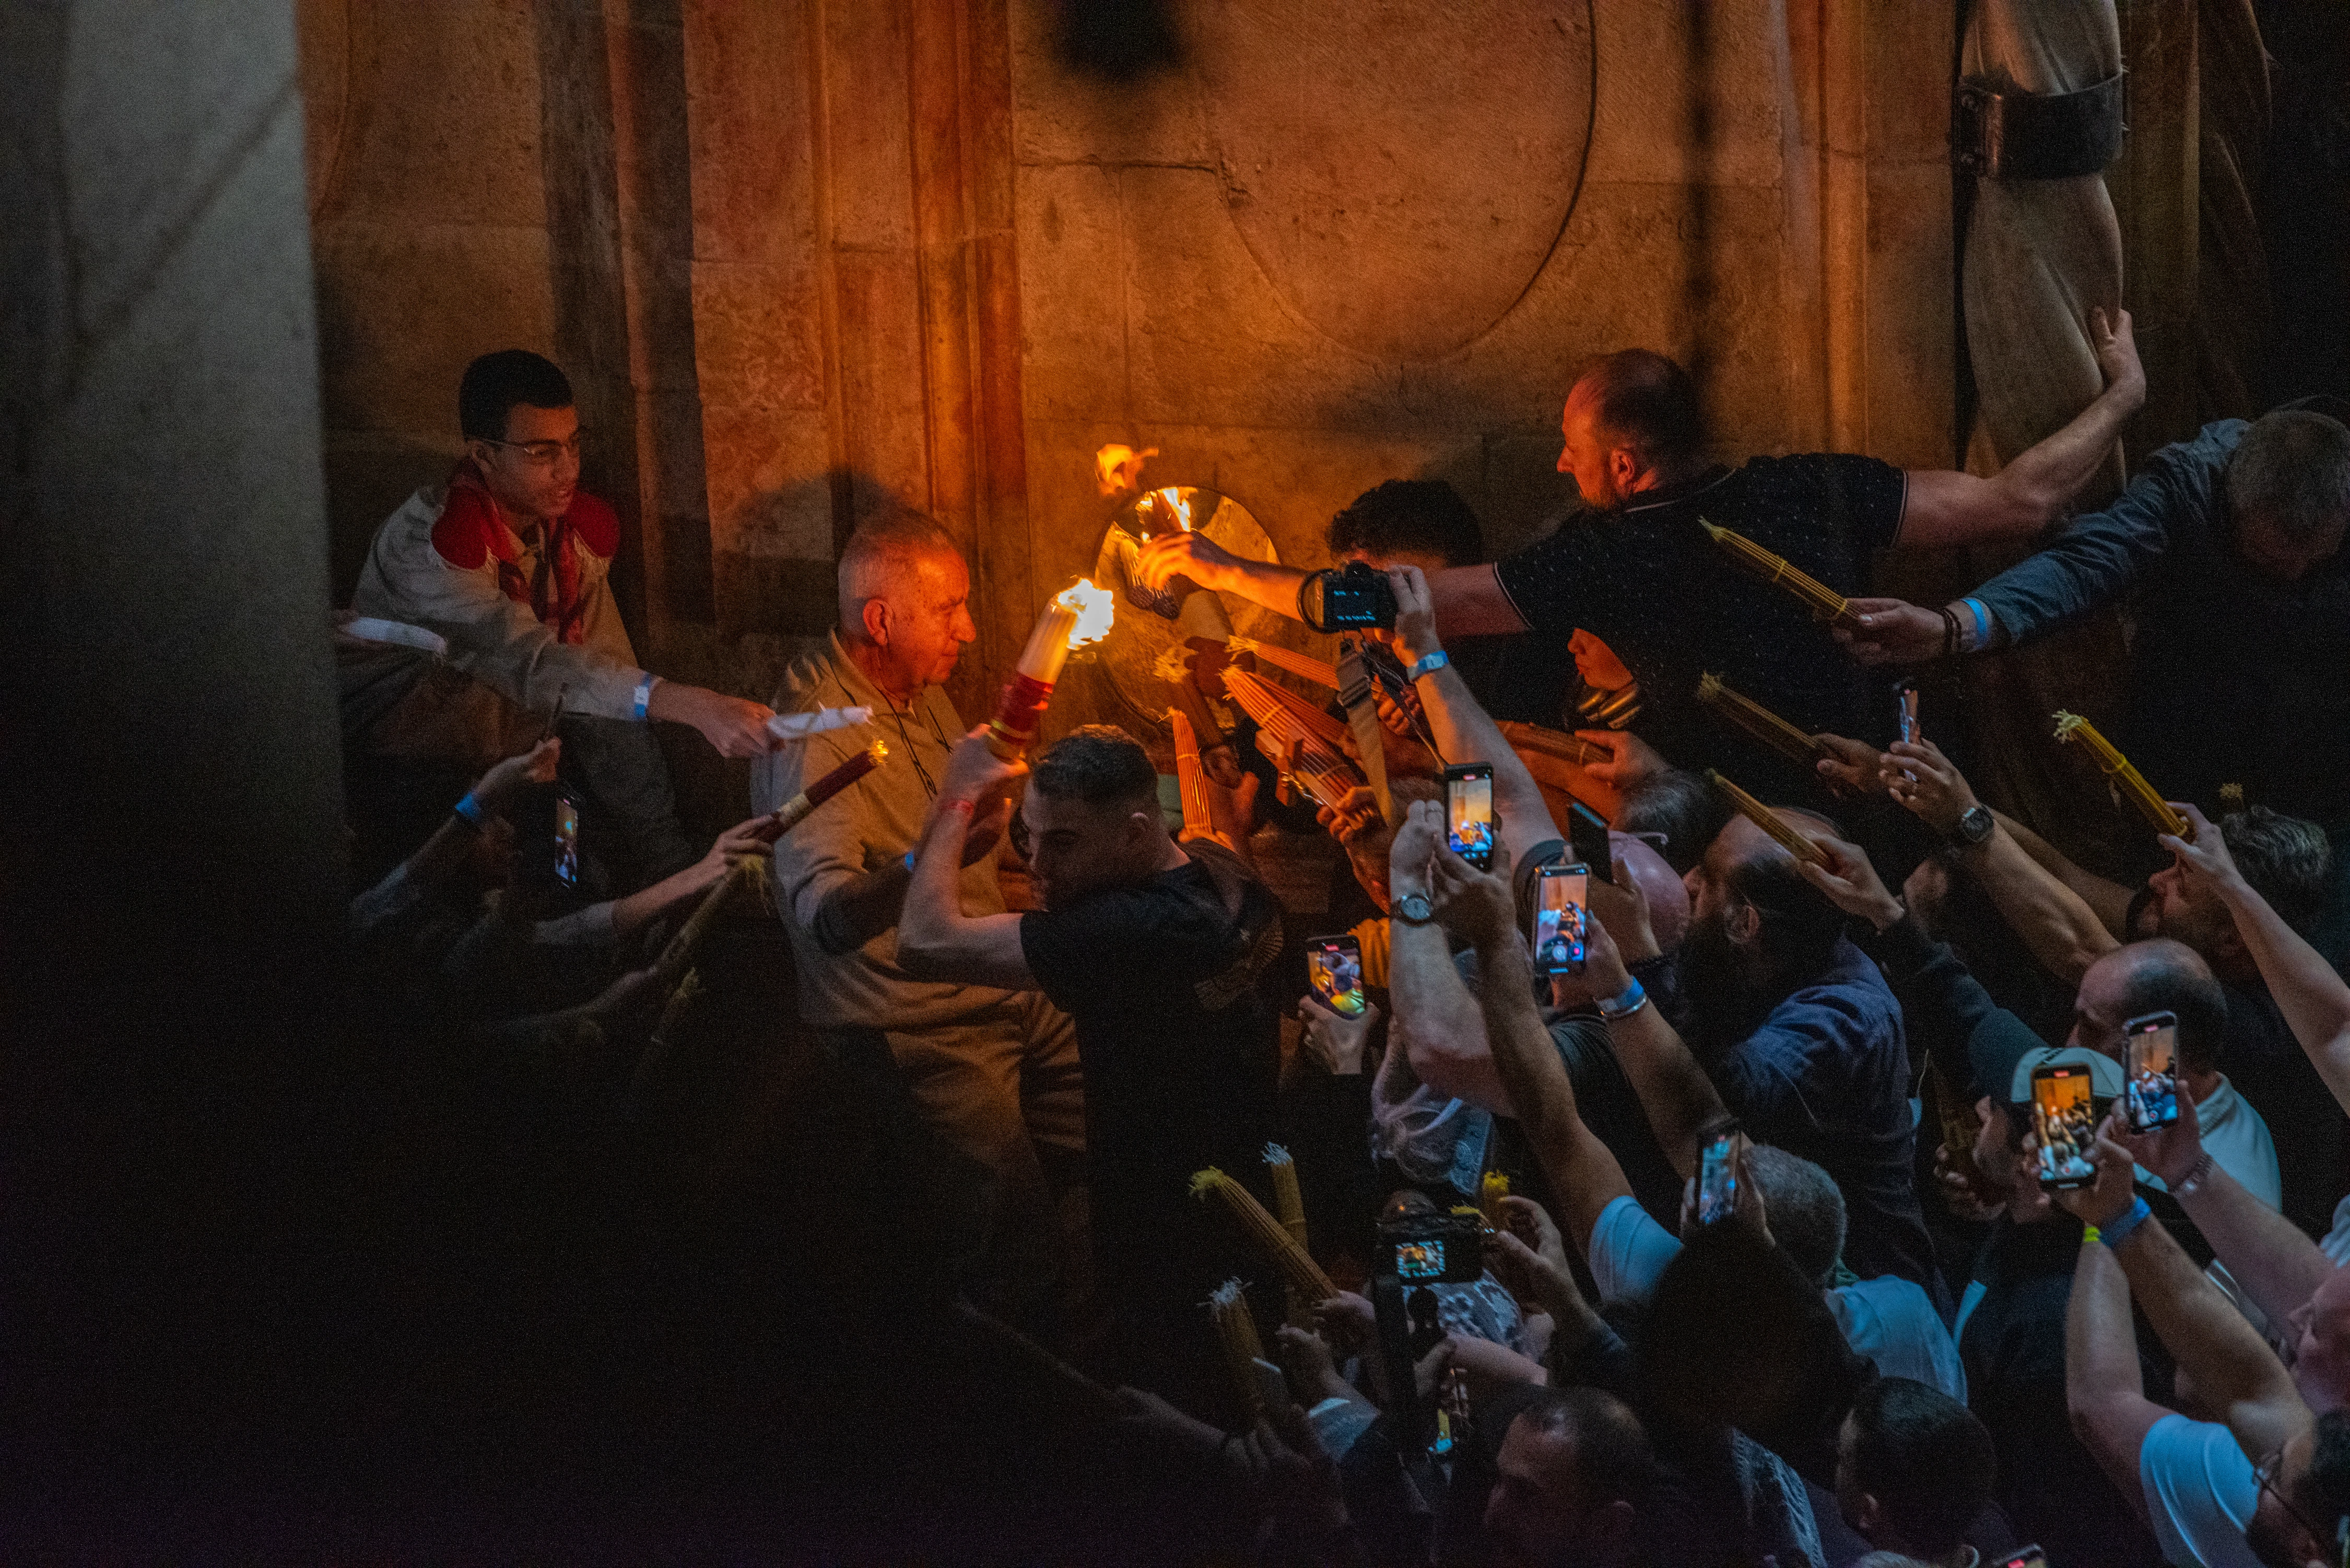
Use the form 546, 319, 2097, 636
1706, 769, 1831, 867
1701, 518, 1855, 624
1479, 1171, 1511, 1230
1225, 636, 1340, 692
1223, 667, 1349, 752
986, 580, 1115, 760
2053, 711, 2192, 838
765, 740, 888, 836
1495, 720, 1609, 768
1206, 1279, 1268, 1419
1169, 705, 1216, 841
1191, 1166, 1338, 1302
1695, 672, 1829, 767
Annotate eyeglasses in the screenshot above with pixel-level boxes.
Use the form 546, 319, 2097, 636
2254, 1447, 2348, 1563
481, 430, 585, 467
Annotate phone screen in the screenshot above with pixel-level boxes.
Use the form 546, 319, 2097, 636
1308, 937, 1367, 1017
1568, 801, 1612, 886
2031, 1066, 2098, 1188
2126, 1013, 2182, 1133
1446, 765, 1495, 870
1395, 1238, 1447, 1281
1896, 681, 1921, 747
1697, 1132, 1737, 1226
554, 794, 581, 889
1535, 865, 1588, 976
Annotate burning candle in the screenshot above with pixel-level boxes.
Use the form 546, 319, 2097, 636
985, 579, 1115, 759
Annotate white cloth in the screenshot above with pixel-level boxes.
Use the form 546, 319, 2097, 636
2138, 1413, 2262, 1568
1586, 1195, 1966, 1401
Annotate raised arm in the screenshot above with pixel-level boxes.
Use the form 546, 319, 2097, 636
1898, 306, 2145, 550
1572, 896, 1729, 1179
2167, 802, 2350, 1112
894, 731, 1035, 991
2061, 1117, 2311, 1464
1887, 738, 2119, 984
2064, 1223, 2166, 1513
1134, 532, 1529, 638
1388, 801, 1511, 1113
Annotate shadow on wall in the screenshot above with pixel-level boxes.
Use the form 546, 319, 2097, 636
323, 439, 453, 603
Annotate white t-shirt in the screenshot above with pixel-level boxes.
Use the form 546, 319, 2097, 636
1585, 1196, 1966, 1401
2136, 1076, 2283, 1211
2138, 1412, 2262, 1568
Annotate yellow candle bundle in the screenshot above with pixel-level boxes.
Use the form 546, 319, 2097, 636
1264, 1143, 1313, 1326
1206, 1279, 1268, 1419
2053, 711, 2192, 839
1191, 1166, 1338, 1302
1224, 667, 1349, 752
1706, 770, 1831, 867
1479, 1171, 1510, 1230
1168, 706, 1215, 841
1496, 720, 1609, 769
1227, 636, 1341, 691
1701, 518, 1855, 624
1696, 672, 1828, 767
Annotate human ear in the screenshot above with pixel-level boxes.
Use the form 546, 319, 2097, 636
1726, 901, 1762, 945
862, 596, 892, 647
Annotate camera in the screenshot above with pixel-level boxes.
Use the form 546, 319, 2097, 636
1376, 1209, 1486, 1286
1300, 561, 1398, 633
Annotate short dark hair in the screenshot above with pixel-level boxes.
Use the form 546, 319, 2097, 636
1513, 1387, 1657, 1510
1846, 1377, 1998, 1559
460, 350, 574, 443
1577, 349, 1706, 468
1745, 1145, 1847, 1286
1325, 480, 1485, 568
1725, 810, 1850, 977
1029, 725, 1158, 813
2227, 411, 2350, 547
2222, 805, 2333, 935
2111, 939, 2229, 1076
2295, 1409, 2350, 1548
1616, 768, 1727, 876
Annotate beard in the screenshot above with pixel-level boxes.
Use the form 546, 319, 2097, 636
1677, 913, 1777, 1062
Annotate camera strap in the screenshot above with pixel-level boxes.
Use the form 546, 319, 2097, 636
1335, 636, 1399, 827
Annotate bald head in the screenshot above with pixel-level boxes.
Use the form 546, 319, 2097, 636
2076, 937, 2227, 1075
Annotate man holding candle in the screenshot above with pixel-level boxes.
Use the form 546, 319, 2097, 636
1136, 320, 2145, 804
897, 725, 1283, 1404
754, 511, 1086, 1329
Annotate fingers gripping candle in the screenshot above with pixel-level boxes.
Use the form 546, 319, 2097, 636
986, 580, 1115, 760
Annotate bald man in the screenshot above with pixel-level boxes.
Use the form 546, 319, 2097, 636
751, 511, 1083, 1325
1141, 326, 2143, 798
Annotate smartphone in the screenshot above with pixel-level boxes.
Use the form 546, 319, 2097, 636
553, 790, 581, 889
1307, 936, 1367, 1017
2030, 1064, 2099, 1190
1248, 1355, 1290, 1417
1444, 763, 1496, 871
1697, 1130, 1737, 1226
1534, 864, 1588, 977
2125, 1010, 2182, 1133
1567, 800, 1613, 886
1894, 680, 1920, 782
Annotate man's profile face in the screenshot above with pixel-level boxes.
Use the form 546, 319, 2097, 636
1556, 382, 1623, 511
2067, 954, 2133, 1061
1483, 1418, 1594, 1568
471, 402, 581, 524
883, 549, 977, 690
2143, 857, 2232, 960
2232, 505, 2345, 583
2287, 1265, 2350, 1412
1020, 788, 1145, 909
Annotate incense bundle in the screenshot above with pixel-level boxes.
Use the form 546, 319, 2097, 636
1207, 1279, 1268, 1419
1265, 1143, 1314, 1326
1496, 720, 1608, 768
1224, 667, 1348, 751
1192, 1166, 1338, 1302
1479, 1171, 1510, 1230
1227, 636, 1340, 691
1695, 672, 1829, 767
1705, 770, 1830, 867
768, 741, 888, 836
1169, 706, 1215, 840
653, 852, 770, 987
2053, 712, 2192, 839
1700, 518, 1854, 624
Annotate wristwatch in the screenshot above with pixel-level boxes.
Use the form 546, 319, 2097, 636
1392, 889, 1436, 926
1949, 804, 1994, 848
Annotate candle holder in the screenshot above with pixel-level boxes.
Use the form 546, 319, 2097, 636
986, 580, 1114, 759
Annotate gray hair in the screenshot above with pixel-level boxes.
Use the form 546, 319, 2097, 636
1746, 1144, 1847, 1287
2226, 411, 2350, 547
836, 509, 963, 633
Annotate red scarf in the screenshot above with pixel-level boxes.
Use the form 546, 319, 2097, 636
434, 462, 589, 644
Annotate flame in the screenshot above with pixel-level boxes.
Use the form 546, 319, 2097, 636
1056, 578, 1115, 647
1095, 443, 1157, 497
1166, 488, 1193, 531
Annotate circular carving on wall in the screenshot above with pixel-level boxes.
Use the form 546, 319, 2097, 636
1190, 0, 1596, 362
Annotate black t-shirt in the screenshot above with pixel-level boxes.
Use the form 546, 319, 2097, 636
1489, 455, 1909, 795
1019, 840, 1285, 1303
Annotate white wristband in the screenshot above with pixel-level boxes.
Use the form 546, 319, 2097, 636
632, 673, 658, 722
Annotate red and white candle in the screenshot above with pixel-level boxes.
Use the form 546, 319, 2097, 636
986, 579, 1115, 758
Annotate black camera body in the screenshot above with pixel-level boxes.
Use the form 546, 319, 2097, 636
1302, 560, 1398, 632
1376, 1210, 1486, 1286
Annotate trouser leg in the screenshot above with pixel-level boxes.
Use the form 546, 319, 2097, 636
556, 714, 699, 892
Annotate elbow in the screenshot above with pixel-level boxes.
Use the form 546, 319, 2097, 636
896, 932, 949, 982
1405, 1028, 1483, 1103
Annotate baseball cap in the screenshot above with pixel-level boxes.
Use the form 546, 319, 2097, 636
2008, 1045, 2124, 1105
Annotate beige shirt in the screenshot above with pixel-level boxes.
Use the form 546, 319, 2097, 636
751, 633, 1016, 1032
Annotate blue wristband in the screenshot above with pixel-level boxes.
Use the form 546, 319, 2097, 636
1961, 597, 1990, 652
1596, 977, 1648, 1020
632, 674, 656, 722
1406, 650, 1450, 683
452, 792, 488, 828
2096, 1195, 2154, 1249
903, 850, 918, 872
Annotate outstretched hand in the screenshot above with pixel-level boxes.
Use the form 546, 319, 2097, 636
1796, 833, 1905, 933
474, 735, 562, 815
2158, 801, 2242, 894
1429, 834, 1516, 951
2045, 1109, 2142, 1230
1881, 737, 1980, 838
2090, 305, 2146, 409
1813, 732, 1887, 799
1834, 598, 1947, 666
1572, 728, 1666, 791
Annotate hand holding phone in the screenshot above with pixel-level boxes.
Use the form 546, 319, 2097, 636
1534, 864, 1588, 977
2030, 1065, 2099, 1190
2124, 1011, 2181, 1133
1567, 801, 1612, 886
1696, 1130, 1738, 1227
1306, 936, 1367, 1017
1443, 763, 1496, 872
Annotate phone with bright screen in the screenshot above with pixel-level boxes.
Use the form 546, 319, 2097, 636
1697, 1131, 1737, 1226
553, 792, 581, 889
2031, 1064, 2099, 1190
1567, 801, 1612, 886
2125, 1011, 2182, 1133
1534, 864, 1588, 977
1444, 764, 1495, 871
1307, 936, 1366, 1017
1896, 680, 1922, 747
